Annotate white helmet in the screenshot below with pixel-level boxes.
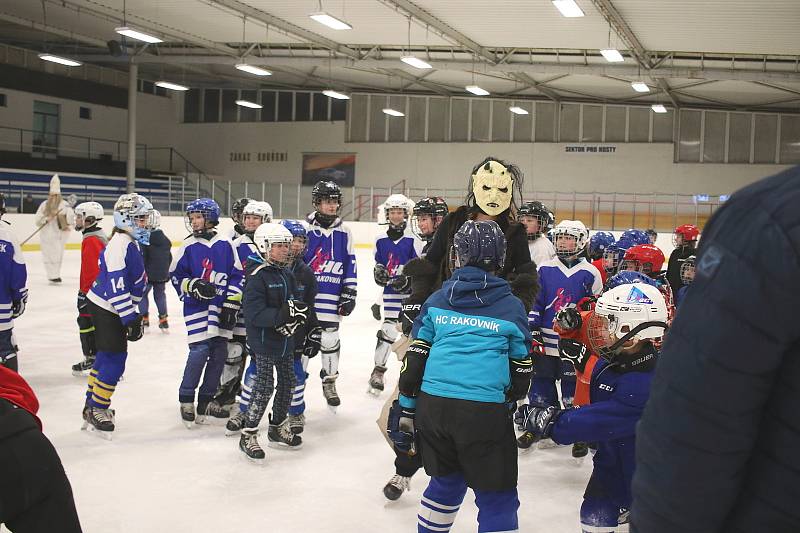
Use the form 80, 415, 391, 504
113, 193, 155, 245
242, 200, 273, 224
74, 201, 104, 230
550, 219, 589, 258
588, 283, 668, 359
380, 193, 413, 230
151, 209, 162, 230
253, 222, 293, 266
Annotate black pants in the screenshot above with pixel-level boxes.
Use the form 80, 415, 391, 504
0, 399, 82, 532
416, 392, 518, 492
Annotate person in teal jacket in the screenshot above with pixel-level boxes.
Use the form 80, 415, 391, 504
392, 219, 533, 533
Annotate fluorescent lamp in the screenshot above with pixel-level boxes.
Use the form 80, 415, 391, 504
509, 106, 529, 115
631, 81, 650, 93
552, 0, 585, 17
322, 89, 350, 100
38, 53, 82, 67
115, 26, 163, 44
651, 104, 667, 113
236, 99, 262, 109
309, 12, 352, 30
382, 108, 405, 117
600, 49, 624, 63
155, 81, 189, 91
400, 56, 432, 69
235, 63, 272, 76
465, 85, 490, 96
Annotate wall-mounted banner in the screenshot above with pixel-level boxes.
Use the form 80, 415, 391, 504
302, 153, 356, 187
564, 145, 618, 153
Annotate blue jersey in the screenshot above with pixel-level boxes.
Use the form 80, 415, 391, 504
88, 232, 147, 326
0, 226, 28, 332
551, 355, 655, 509
304, 214, 357, 323
231, 233, 259, 337
169, 233, 243, 344
374, 228, 425, 319
531, 258, 603, 357
408, 266, 531, 405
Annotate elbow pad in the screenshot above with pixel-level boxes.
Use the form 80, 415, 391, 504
399, 339, 430, 398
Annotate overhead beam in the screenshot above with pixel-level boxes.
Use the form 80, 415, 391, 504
376, 68, 452, 96
510, 72, 562, 102
0, 12, 109, 48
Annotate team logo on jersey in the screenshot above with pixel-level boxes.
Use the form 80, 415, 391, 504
386, 252, 401, 276
552, 287, 573, 314
626, 286, 653, 304
199, 257, 228, 288
309, 248, 343, 275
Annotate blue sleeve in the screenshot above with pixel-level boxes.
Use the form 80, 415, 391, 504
551, 397, 645, 444
508, 302, 532, 361
125, 243, 148, 305
169, 244, 191, 298
343, 227, 357, 288
226, 242, 244, 302
104, 246, 142, 325
10, 238, 27, 302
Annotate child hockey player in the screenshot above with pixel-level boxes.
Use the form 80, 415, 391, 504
675, 255, 695, 308
304, 180, 357, 410
228, 197, 252, 241
520, 219, 602, 450
393, 220, 532, 533
82, 193, 153, 438
208, 200, 272, 418
170, 198, 243, 427
588, 231, 615, 284
71, 201, 108, 376
618, 244, 674, 322
516, 282, 668, 532
370, 193, 423, 395
0, 193, 27, 372
410, 196, 449, 248
238, 223, 308, 462
517, 200, 556, 267
666, 223, 699, 294
140, 210, 172, 332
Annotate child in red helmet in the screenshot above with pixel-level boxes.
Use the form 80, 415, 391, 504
667, 224, 699, 294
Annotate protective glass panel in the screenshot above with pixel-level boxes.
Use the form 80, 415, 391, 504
678, 109, 701, 162
753, 114, 777, 163
728, 113, 751, 163
703, 111, 725, 163
559, 103, 579, 142
628, 107, 650, 142
535, 102, 555, 142
604, 106, 626, 142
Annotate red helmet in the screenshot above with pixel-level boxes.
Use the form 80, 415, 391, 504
673, 224, 700, 246
620, 244, 665, 276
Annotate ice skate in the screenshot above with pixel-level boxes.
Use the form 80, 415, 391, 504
82, 406, 114, 440
572, 442, 589, 465
288, 413, 305, 435
179, 402, 195, 429
267, 417, 303, 450
142, 314, 150, 329
225, 410, 246, 436
366, 365, 387, 396
158, 314, 169, 333
71, 356, 95, 377
239, 428, 266, 464
383, 474, 410, 501
195, 402, 211, 425
322, 377, 340, 412
517, 431, 538, 450
205, 400, 231, 420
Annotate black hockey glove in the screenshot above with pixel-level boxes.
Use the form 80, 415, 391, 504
218, 299, 240, 331
371, 303, 382, 321
126, 315, 144, 342
400, 303, 421, 335
531, 330, 546, 357
508, 354, 533, 402
387, 400, 417, 455
276, 300, 309, 337
389, 275, 411, 293
337, 287, 356, 316
77, 291, 89, 312
555, 304, 582, 332
303, 326, 322, 358
11, 296, 27, 319
514, 404, 561, 441
373, 264, 390, 286
185, 278, 217, 300
558, 338, 591, 374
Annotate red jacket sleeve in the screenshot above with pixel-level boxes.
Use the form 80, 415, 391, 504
80, 236, 105, 294
0, 365, 41, 429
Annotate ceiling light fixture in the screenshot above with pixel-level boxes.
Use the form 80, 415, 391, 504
309, 12, 352, 30
600, 49, 624, 62
631, 81, 650, 93
155, 81, 189, 91
38, 53, 82, 67
322, 89, 350, 100
236, 99, 262, 109
465, 85, 490, 96
382, 108, 405, 117
235, 63, 272, 76
400, 56, 432, 70
552, 0, 585, 17
114, 26, 163, 44
651, 104, 667, 113
509, 106, 529, 115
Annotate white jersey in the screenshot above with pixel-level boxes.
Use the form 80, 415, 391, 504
528, 236, 557, 268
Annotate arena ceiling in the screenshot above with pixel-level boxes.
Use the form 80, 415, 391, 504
1, 0, 799, 112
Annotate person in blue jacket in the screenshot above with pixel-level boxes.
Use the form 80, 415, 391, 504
140, 210, 172, 331
237, 222, 309, 462
393, 220, 533, 533
516, 282, 668, 533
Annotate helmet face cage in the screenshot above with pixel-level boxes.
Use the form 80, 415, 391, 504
673, 224, 699, 247
620, 245, 665, 276
680, 257, 696, 285
231, 198, 253, 225
588, 232, 615, 260
603, 247, 624, 273
114, 194, 156, 244
254, 224, 293, 267
517, 201, 554, 239
411, 197, 443, 240
550, 223, 588, 258
382, 194, 412, 231
281, 220, 309, 261
185, 198, 220, 234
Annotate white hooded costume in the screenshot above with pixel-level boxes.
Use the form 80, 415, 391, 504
34, 174, 75, 280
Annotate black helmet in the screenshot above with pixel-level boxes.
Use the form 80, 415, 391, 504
312, 181, 342, 225
231, 198, 253, 224
411, 197, 448, 241
517, 201, 555, 240
0, 193, 5, 220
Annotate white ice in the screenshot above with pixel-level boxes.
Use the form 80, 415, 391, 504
13, 248, 591, 532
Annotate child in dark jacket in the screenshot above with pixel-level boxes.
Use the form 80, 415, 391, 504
140, 212, 172, 331
238, 223, 309, 463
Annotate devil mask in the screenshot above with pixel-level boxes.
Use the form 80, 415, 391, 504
471, 160, 513, 216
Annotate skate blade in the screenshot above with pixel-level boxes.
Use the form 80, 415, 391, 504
159, 329, 170, 334
194, 415, 210, 425
225, 428, 242, 437
240, 453, 266, 465
572, 456, 586, 466
72, 370, 89, 377
84, 425, 113, 440
268, 441, 303, 451
327, 405, 338, 414
182, 420, 195, 429
366, 385, 383, 396
537, 439, 560, 450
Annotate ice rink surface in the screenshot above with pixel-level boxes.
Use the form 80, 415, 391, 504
14, 247, 592, 532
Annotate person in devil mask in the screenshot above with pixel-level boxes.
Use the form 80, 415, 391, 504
400, 157, 539, 337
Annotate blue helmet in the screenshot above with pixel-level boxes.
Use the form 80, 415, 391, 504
453, 220, 506, 271
620, 229, 650, 247
185, 198, 220, 233
605, 270, 658, 291
281, 219, 309, 260
588, 231, 615, 260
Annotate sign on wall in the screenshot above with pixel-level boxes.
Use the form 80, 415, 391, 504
564, 145, 618, 153
302, 153, 356, 187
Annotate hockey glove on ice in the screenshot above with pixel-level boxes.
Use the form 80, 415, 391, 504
303, 326, 322, 358
555, 304, 582, 333
515, 404, 561, 441
371, 303, 382, 321
531, 330, 546, 357
373, 264, 390, 286
185, 278, 217, 300
218, 298, 241, 331
400, 303, 421, 335
558, 338, 591, 373
338, 287, 357, 316
126, 315, 144, 342
387, 400, 417, 455
11, 297, 27, 319
389, 275, 411, 293
508, 355, 534, 401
